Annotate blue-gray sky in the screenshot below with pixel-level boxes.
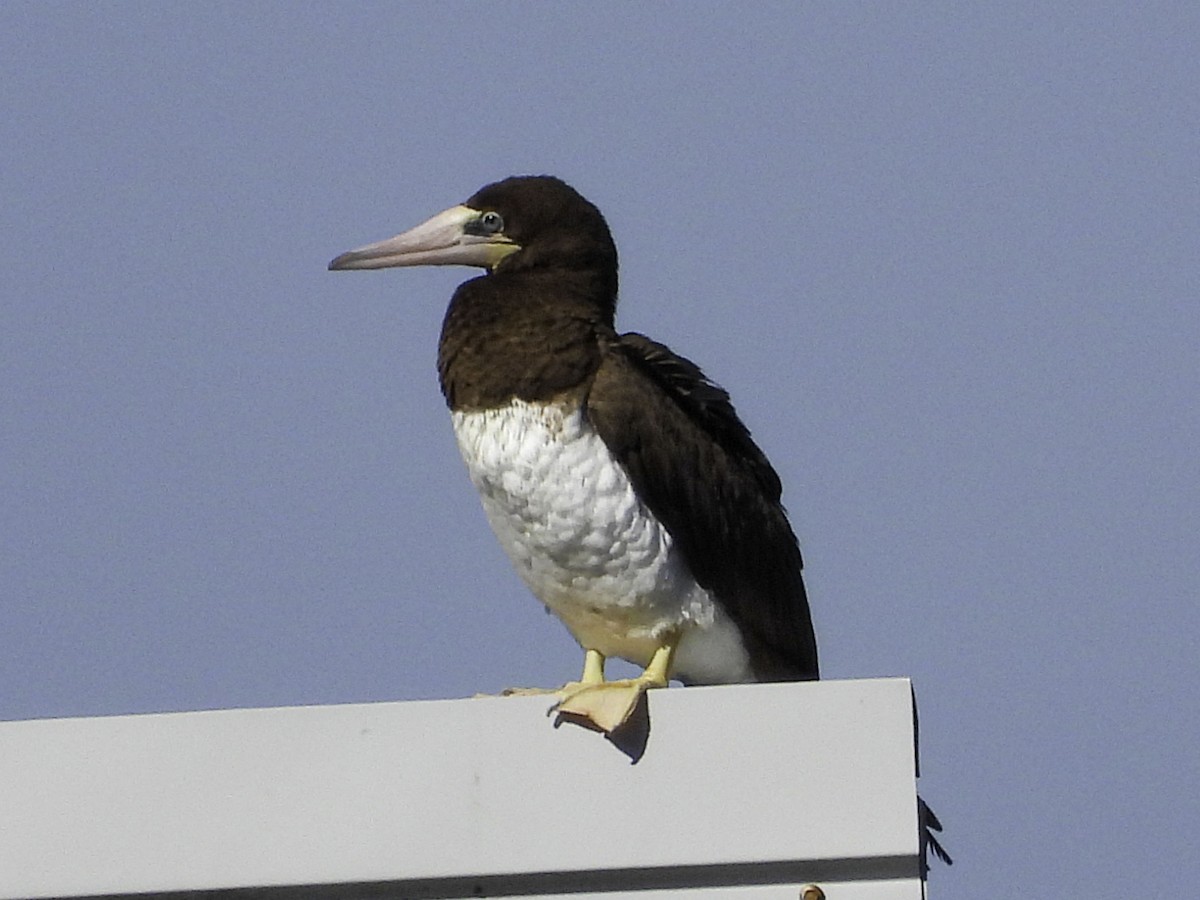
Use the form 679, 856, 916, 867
2, 3, 1197, 895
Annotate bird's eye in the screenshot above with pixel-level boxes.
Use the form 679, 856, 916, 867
478, 211, 504, 234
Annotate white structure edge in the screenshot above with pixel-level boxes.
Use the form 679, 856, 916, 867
0, 678, 929, 899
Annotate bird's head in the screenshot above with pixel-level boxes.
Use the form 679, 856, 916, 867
328, 175, 618, 283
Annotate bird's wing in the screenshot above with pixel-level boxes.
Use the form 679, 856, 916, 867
585, 332, 818, 680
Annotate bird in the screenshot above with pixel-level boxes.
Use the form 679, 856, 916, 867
329, 175, 817, 733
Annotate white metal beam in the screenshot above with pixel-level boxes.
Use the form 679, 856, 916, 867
0, 678, 926, 898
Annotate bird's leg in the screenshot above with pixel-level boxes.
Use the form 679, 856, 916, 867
580, 648, 606, 684
554, 641, 676, 733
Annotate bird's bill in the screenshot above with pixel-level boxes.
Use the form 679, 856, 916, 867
328, 205, 517, 271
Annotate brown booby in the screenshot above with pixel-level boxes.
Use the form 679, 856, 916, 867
329, 175, 818, 732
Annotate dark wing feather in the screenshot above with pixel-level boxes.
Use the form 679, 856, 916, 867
920, 798, 954, 873
585, 332, 818, 681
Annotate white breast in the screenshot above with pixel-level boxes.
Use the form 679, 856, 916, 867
450, 399, 753, 684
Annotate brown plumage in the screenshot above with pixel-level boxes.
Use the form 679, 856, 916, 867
431, 176, 817, 682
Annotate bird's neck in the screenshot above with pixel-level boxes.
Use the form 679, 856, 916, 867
437, 268, 615, 411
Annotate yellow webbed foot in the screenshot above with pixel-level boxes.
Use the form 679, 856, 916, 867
552, 644, 674, 733
554, 676, 662, 732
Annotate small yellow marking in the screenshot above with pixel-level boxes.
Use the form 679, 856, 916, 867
486, 240, 521, 269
